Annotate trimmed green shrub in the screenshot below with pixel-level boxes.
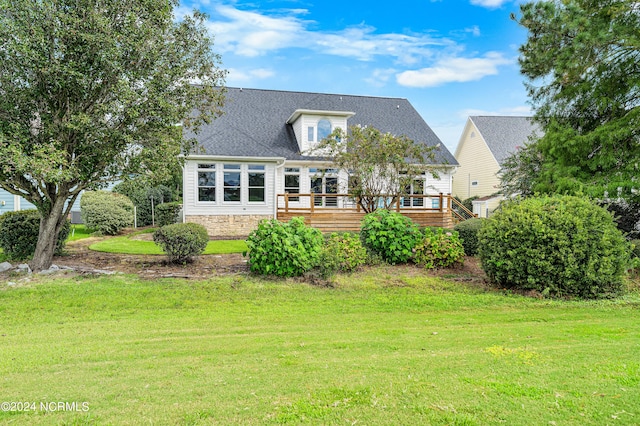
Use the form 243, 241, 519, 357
245, 217, 323, 277
80, 191, 134, 235
155, 202, 182, 227
478, 195, 631, 299
0, 210, 70, 260
360, 209, 420, 264
454, 218, 485, 256
114, 179, 176, 226
153, 222, 209, 264
413, 227, 464, 269
318, 232, 368, 278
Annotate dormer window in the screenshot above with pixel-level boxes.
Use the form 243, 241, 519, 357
317, 119, 332, 141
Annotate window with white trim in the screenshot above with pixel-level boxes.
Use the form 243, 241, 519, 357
223, 164, 241, 202
248, 165, 265, 202
197, 164, 216, 202
317, 119, 332, 140
284, 167, 300, 202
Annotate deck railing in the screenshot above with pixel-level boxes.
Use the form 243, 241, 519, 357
277, 193, 476, 224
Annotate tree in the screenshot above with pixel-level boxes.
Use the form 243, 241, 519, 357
0, 0, 226, 271
512, 0, 640, 202
312, 125, 437, 213
498, 142, 545, 199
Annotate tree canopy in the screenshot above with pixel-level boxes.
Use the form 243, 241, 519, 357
511, 0, 640, 201
312, 125, 437, 213
0, 0, 226, 270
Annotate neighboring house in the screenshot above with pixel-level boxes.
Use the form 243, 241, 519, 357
0, 190, 37, 215
182, 87, 459, 236
0, 189, 84, 223
452, 116, 541, 217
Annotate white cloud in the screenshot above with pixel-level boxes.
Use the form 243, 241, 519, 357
204, 5, 450, 65
470, 0, 511, 8
396, 52, 512, 87
226, 67, 275, 84
364, 68, 397, 87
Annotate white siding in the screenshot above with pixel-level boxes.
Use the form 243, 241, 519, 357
289, 114, 349, 153
183, 160, 277, 217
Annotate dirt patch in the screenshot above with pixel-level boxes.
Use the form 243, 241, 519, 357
51, 237, 487, 283
53, 235, 249, 280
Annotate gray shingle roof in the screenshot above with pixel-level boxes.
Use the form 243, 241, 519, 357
470, 116, 542, 165
185, 87, 457, 165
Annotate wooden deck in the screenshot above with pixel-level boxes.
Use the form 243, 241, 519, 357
276, 193, 475, 232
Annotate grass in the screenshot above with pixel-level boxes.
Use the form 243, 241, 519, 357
88, 230, 248, 255
67, 224, 91, 242
1, 270, 639, 425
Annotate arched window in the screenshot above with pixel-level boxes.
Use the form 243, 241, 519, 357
317, 119, 332, 141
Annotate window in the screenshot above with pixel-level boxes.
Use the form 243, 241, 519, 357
223, 164, 241, 202
317, 119, 332, 140
197, 164, 216, 202
284, 167, 300, 202
307, 126, 314, 142
248, 165, 265, 202
403, 179, 425, 207
310, 168, 338, 207
471, 180, 479, 186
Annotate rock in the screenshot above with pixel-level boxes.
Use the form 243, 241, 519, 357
0, 262, 12, 273
17, 264, 32, 274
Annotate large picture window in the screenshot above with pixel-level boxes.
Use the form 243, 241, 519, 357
197, 164, 216, 202
223, 164, 241, 202
248, 165, 265, 202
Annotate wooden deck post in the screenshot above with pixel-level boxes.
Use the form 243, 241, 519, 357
439, 193, 443, 212
310, 193, 314, 213
284, 193, 289, 213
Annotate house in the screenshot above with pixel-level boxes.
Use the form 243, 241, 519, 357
0, 190, 36, 215
182, 87, 460, 236
452, 116, 541, 217
0, 189, 84, 223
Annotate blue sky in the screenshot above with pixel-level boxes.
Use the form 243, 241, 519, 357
177, 0, 531, 153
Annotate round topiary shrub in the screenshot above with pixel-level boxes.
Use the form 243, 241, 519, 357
155, 202, 182, 227
454, 217, 485, 256
245, 217, 323, 277
413, 227, 464, 269
478, 195, 631, 299
360, 209, 420, 264
81, 191, 134, 235
0, 210, 70, 260
153, 222, 209, 264
318, 232, 368, 278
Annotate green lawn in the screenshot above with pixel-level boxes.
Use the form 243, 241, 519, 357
1, 270, 639, 425
67, 224, 91, 242
88, 232, 248, 254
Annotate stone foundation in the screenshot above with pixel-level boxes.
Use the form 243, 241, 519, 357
186, 215, 272, 237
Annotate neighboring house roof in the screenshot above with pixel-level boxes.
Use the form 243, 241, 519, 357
469, 116, 542, 165
184, 87, 458, 165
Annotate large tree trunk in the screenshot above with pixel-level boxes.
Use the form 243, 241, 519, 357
29, 197, 68, 272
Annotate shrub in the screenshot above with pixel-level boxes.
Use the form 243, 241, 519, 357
81, 191, 134, 235
114, 179, 176, 226
478, 195, 631, 299
155, 202, 182, 227
245, 217, 323, 277
0, 210, 70, 260
153, 222, 209, 263
318, 232, 368, 278
360, 209, 420, 264
454, 218, 485, 256
413, 227, 464, 269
